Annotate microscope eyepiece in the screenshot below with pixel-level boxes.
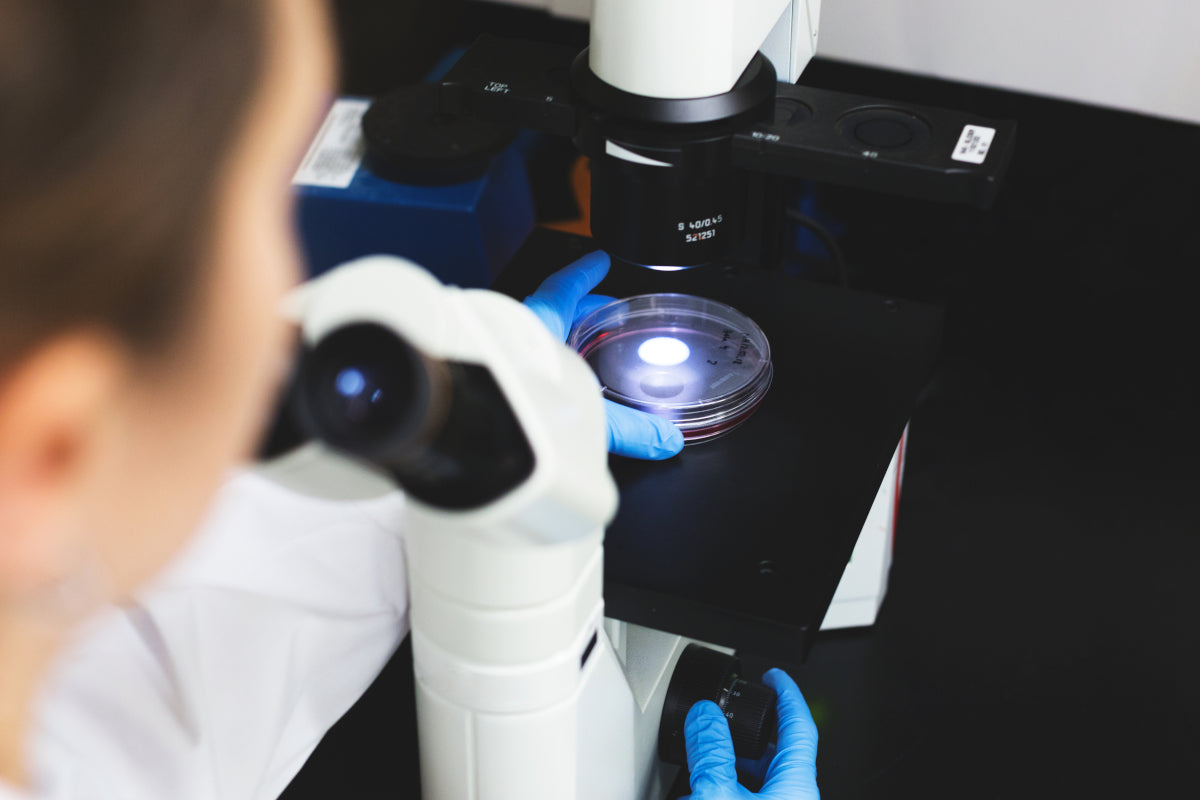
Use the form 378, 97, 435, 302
292, 320, 536, 510
293, 322, 445, 459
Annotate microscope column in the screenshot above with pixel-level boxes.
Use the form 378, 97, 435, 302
406, 513, 629, 799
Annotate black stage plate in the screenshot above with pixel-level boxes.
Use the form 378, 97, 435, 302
492, 228, 943, 663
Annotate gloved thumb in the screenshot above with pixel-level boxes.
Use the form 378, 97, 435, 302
572, 294, 618, 331
684, 701, 740, 795
605, 401, 684, 460
522, 251, 611, 341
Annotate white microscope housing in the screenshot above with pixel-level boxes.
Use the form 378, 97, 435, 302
285, 256, 774, 799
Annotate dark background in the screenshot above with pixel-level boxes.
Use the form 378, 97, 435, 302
283, 3, 1200, 797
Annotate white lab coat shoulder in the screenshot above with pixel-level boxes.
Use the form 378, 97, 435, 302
29, 467, 409, 800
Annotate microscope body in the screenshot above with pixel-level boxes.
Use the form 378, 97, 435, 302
588, 0, 814, 98
271, 2, 1017, 795
285, 257, 713, 799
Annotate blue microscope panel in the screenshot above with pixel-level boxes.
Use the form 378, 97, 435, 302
297, 143, 535, 289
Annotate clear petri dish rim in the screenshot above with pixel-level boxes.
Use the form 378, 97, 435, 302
569, 293, 773, 443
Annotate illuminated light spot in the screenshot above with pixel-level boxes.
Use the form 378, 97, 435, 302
638, 336, 691, 367
335, 368, 367, 398
641, 372, 686, 398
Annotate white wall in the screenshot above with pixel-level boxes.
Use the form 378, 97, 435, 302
815, 0, 1200, 124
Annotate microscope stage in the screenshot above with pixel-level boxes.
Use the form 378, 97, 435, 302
494, 229, 943, 663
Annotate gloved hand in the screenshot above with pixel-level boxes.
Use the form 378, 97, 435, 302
523, 251, 684, 460
683, 669, 820, 799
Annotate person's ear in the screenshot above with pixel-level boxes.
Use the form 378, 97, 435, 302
0, 332, 126, 596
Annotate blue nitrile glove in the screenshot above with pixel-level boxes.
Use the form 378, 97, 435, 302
523, 251, 684, 460
683, 669, 820, 799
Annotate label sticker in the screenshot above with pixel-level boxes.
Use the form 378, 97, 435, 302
952, 125, 996, 165
292, 98, 370, 188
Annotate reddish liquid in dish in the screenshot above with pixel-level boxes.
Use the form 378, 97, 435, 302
577, 327, 771, 443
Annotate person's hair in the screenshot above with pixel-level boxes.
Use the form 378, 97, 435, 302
0, 0, 267, 373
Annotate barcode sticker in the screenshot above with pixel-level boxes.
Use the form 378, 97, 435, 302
952, 125, 996, 165
292, 98, 370, 188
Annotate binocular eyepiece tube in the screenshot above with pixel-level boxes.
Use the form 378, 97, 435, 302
292, 322, 535, 511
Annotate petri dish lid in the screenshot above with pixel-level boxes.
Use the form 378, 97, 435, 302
569, 293, 773, 444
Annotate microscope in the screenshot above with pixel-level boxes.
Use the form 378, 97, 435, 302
271, 2, 1015, 798
283, 255, 730, 799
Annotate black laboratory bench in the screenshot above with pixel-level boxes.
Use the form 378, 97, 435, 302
280, 51, 1200, 800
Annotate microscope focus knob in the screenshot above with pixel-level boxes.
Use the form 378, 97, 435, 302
658, 644, 778, 767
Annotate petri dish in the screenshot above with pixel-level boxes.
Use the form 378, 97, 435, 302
569, 294, 773, 444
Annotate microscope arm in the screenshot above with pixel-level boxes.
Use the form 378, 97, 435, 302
479, 0, 819, 89
761, 0, 822, 83
588, 0, 792, 98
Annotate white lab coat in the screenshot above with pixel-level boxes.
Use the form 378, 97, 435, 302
0, 469, 410, 800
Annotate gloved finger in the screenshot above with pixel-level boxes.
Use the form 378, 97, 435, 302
572, 294, 618, 331
761, 668, 819, 788
684, 701, 740, 794
605, 401, 684, 460
522, 251, 611, 341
